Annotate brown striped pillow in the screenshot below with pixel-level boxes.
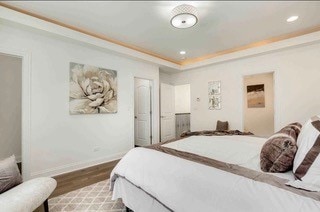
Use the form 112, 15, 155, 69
260, 127, 298, 172
293, 116, 320, 186
281, 122, 302, 137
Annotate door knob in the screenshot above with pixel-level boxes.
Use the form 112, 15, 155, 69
161, 116, 165, 118
135, 116, 137, 119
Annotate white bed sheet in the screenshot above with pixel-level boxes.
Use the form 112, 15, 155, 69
163, 135, 295, 180
111, 135, 320, 211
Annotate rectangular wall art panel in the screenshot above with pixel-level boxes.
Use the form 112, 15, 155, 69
247, 84, 265, 108
208, 81, 221, 110
209, 95, 221, 110
208, 81, 221, 95
69, 62, 117, 114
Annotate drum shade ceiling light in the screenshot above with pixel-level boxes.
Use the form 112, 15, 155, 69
171, 4, 198, 29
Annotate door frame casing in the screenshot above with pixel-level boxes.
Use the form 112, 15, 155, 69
241, 71, 277, 135
0, 46, 32, 180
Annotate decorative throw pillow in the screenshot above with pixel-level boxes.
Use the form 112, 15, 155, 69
280, 122, 302, 137
260, 127, 298, 172
293, 116, 320, 186
0, 155, 23, 194
216, 120, 229, 131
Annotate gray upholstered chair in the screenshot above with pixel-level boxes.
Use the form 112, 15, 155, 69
0, 177, 57, 212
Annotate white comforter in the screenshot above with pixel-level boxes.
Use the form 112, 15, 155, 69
111, 136, 320, 212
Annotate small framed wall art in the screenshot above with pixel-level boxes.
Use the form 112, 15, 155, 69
246, 84, 265, 108
208, 81, 221, 110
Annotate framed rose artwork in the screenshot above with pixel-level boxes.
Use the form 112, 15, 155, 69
69, 62, 117, 114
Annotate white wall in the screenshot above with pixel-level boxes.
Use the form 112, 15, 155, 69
159, 71, 174, 85
0, 54, 22, 161
243, 73, 274, 137
0, 21, 160, 177
170, 42, 320, 132
175, 84, 190, 113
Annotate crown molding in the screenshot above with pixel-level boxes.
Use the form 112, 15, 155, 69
0, 4, 181, 70
182, 29, 320, 70
181, 25, 320, 68
1, 4, 320, 72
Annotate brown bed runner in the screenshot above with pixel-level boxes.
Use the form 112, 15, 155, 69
180, 130, 253, 138
146, 139, 320, 202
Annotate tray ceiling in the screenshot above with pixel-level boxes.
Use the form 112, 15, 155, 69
2, 1, 320, 65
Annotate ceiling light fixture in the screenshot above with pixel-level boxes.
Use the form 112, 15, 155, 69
180, 51, 186, 55
287, 16, 299, 22
171, 4, 198, 29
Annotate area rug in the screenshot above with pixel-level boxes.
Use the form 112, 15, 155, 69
49, 179, 125, 212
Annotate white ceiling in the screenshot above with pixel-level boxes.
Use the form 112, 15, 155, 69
3, 1, 320, 62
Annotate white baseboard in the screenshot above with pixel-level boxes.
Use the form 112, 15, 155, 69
30, 151, 128, 178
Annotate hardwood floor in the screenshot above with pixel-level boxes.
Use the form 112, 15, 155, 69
51, 159, 119, 198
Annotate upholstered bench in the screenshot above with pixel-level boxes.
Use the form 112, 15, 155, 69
0, 177, 56, 212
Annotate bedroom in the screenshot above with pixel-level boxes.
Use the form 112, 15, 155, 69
0, 1, 320, 212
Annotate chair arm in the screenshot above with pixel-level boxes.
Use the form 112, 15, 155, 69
0, 177, 57, 212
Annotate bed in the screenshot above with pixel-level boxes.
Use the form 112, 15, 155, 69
110, 135, 320, 212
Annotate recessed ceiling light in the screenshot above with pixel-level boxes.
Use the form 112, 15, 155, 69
180, 51, 186, 55
171, 4, 198, 29
287, 16, 299, 23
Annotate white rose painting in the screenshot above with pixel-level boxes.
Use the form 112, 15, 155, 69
69, 62, 117, 114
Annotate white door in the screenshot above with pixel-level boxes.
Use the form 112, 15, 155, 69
160, 83, 176, 142
134, 78, 152, 146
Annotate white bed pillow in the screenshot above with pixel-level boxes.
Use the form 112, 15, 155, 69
293, 115, 320, 187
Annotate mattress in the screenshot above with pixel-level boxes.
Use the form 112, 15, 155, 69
111, 135, 320, 212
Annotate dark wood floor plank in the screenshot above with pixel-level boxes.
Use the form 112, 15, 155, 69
50, 159, 119, 198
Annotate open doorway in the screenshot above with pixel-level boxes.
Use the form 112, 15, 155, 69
160, 83, 191, 141
134, 78, 153, 147
0, 53, 22, 172
175, 84, 191, 138
243, 72, 274, 137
